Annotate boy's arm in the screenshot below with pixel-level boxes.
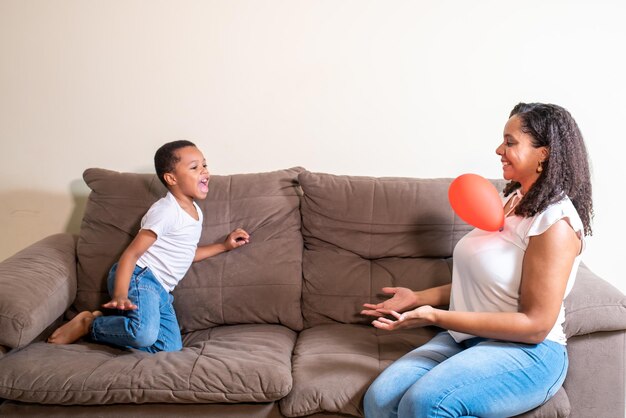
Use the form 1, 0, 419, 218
194, 228, 249, 262
103, 229, 157, 310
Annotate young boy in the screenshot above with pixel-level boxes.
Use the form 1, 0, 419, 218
48, 140, 249, 352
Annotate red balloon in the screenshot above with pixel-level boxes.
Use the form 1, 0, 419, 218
448, 174, 504, 231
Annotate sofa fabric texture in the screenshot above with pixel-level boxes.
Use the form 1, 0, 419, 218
1, 168, 625, 418
0, 324, 295, 404
298, 171, 477, 328
279, 324, 439, 417
75, 167, 304, 332
0, 233, 77, 349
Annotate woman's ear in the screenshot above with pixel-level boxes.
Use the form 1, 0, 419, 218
163, 172, 177, 187
540, 146, 550, 162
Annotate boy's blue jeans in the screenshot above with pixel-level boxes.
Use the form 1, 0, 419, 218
90, 263, 183, 353
364, 331, 568, 418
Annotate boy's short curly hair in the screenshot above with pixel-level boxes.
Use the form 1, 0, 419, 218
154, 140, 196, 187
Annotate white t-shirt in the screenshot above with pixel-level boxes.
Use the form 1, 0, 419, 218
449, 194, 584, 345
136, 192, 203, 292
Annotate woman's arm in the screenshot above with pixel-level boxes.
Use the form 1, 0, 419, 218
362, 284, 451, 317
374, 219, 581, 344
417, 283, 452, 307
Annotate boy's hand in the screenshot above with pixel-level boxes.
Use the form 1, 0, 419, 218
102, 297, 137, 310
194, 228, 250, 261
225, 228, 250, 250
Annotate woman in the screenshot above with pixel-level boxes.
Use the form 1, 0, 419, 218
362, 103, 593, 418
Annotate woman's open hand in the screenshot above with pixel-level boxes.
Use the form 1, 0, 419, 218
361, 287, 418, 318
370, 305, 436, 331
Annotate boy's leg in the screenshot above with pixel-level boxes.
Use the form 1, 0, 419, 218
363, 332, 464, 418
91, 265, 162, 349
47, 310, 102, 344
398, 339, 568, 418
48, 264, 181, 352
139, 292, 183, 353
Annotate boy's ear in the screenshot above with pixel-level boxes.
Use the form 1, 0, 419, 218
163, 172, 177, 187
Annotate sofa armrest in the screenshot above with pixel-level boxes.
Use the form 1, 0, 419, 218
564, 263, 626, 338
565, 330, 625, 418
0, 233, 77, 349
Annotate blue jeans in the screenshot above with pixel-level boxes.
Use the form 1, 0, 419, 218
90, 264, 183, 353
364, 331, 568, 418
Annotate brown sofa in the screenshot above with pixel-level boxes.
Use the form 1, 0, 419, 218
1, 167, 625, 418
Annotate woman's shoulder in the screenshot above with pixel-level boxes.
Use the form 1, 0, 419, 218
526, 195, 584, 239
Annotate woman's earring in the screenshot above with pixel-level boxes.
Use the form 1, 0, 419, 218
536, 161, 543, 173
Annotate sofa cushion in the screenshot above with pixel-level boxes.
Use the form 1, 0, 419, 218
279, 324, 570, 418
298, 171, 478, 327
564, 263, 626, 338
0, 324, 295, 405
279, 324, 439, 417
0, 401, 284, 417
514, 388, 570, 418
0, 234, 77, 349
75, 167, 304, 332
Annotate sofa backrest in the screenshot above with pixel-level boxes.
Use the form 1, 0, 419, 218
298, 171, 484, 328
75, 167, 304, 332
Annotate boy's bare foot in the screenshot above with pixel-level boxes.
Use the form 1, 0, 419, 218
47, 311, 103, 345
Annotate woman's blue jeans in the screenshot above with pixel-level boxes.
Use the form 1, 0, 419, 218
364, 331, 568, 418
90, 263, 183, 353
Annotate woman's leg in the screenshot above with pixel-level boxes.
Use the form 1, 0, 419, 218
398, 339, 568, 418
364, 332, 464, 418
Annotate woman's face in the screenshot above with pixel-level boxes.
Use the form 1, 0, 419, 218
495, 115, 548, 193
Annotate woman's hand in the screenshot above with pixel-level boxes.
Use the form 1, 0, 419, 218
370, 305, 437, 331
361, 287, 418, 318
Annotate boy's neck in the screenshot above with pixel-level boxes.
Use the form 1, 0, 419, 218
169, 190, 199, 221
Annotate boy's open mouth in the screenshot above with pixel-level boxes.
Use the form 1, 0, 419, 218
199, 178, 209, 193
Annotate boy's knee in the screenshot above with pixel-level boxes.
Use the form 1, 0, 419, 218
131, 327, 159, 348
165, 339, 183, 352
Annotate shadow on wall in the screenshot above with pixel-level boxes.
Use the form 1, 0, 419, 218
0, 178, 89, 261
65, 178, 90, 235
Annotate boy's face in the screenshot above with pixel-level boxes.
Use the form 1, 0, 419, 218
166, 146, 210, 200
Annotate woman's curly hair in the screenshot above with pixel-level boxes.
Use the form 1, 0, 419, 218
503, 103, 593, 236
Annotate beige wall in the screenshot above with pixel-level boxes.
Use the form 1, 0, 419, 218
1, 0, 624, 294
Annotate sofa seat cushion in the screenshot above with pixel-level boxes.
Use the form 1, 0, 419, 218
279, 324, 571, 418
279, 323, 439, 417
0, 324, 295, 405
514, 388, 571, 418
0, 400, 285, 417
